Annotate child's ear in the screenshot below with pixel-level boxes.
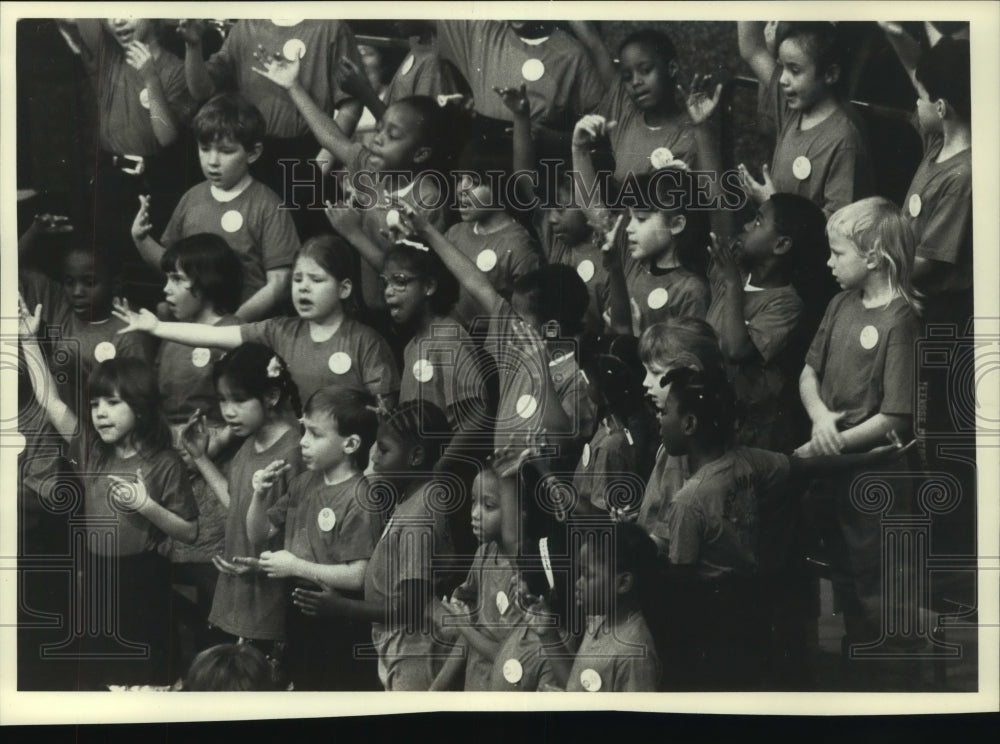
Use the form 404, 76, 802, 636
424, 277, 438, 297
667, 214, 687, 236
615, 570, 635, 597
823, 64, 841, 88
666, 59, 680, 79
773, 235, 793, 256
408, 444, 426, 468
343, 434, 361, 455
247, 142, 264, 165
412, 146, 432, 165
264, 389, 281, 410
680, 412, 698, 437
338, 278, 353, 299
935, 98, 949, 120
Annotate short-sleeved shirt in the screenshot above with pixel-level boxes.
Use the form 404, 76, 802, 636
762, 68, 874, 217
241, 315, 400, 402
269, 471, 380, 566
574, 418, 644, 512
399, 316, 488, 430
436, 21, 603, 131
565, 613, 660, 692
488, 613, 568, 691
903, 128, 972, 295
383, 44, 459, 107
446, 220, 541, 331
637, 447, 689, 536
67, 433, 197, 557
451, 541, 522, 691
208, 427, 303, 641
365, 480, 455, 676
160, 180, 300, 302
659, 447, 791, 579
598, 77, 699, 184
157, 315, 239, 426
546, 229, 609, 335
805, 291, 921, 428
623, 254, 710, 331
205, 20, 362, 138
73, 20, 195, 155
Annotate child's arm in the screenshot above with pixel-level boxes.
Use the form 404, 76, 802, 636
337, 56, 388, 122
878, 22, 922, 89
798, 364, 847, 455
109, 467, 198, 544
131, 196, 167, 270
259, 552, 368, 592
292, 579, 431, 628
570, 115, 615, 229
797, 413, 911, 458
598, 216, 634, 336
251, 51, 360, 168
177, 20, 216, 101
683, 74, 735, 239
180, 411, 233, 508
737, 22, 777, 83
17, 298, 78, 442
790, 436, 916, 479
125, 41, 181, 147
707, 233, 757, 361
495, 84, 536, 207
235, 268, 291, 323
244, 459, 293, 544
323, 201, 387, 272
112, 299, 244, 349
440, 596, 501, 662
568, 21, 617, 90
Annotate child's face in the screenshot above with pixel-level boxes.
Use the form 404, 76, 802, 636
738, 200, 783, 268
457, 175, 496, 223
574, 543, 613, 614
381, 258, 428, 326
62, 250, 113, 319
292, 256, 348, 321
548, 187, 591, 246
371, 103, 428, 171
642, 362, 671, 414
104, 18, 152, 47
199, 136, 256, 191
163, 263, 206, 322
826, 232, 871, 290
470, 472, 504, 545
625, 209, 672, 262
914, 79, 942, 134
777, 37, 830, 112
300, 411, 351, 473
619, 42, 673, 112
90, 390, 137, 445
217, 378, 267, 438
370, 426, 412, 475
657, 390, 689, 455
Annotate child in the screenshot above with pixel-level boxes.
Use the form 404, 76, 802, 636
292, 401, 456, 691
563, 521, 661, 692
132, 93, 299, 322
114, 234, 401, 406
575, 25, 702, 184
247, 387, 382, 691
18, 300, 198, 689
56, 18, 195, 301
179, 19, 364, 210
738, 21, 874, 217
705, 194, 832, 453
383, 21, 461, 107
181, 643, 275, 691
181, 344, 303, 664
797, 197, 922, 646
573, 117, 711, 333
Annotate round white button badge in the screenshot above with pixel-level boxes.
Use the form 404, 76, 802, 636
282, 38, 307, 61
328, 352, 352, 375
412, 359, 434, 383
859, 325, 879, 350
521, 59, 545, 82
385, 209, 402, 230
908, 193, 922, 218
650, 147, 674, 170
94, 342, 117, 362
581, 443, 591, 468
399, 54, 414, 76
221, 210, 244, 233
476, 249, 498, 272
792, 155, 812, 180
317, 507, 336, 532
191, 347, 211, 368
502, 658, 523, 684
647, 288, 669, 310
515, 394, 538, 419
496, 590, 510, 615
577, 259, 595, 283
580, 668, 602, 692
139, 88, 150, 110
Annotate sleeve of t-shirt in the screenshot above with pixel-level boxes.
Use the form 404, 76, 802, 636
266, 476, 297, 531
394, 510, 435, 587
663, 496, 703, 566
239, 317, 280, 350
748, 448, 791, 494
204, 23, 240, 91
151, 450, 199, 522
328, 22, 364, 109
804, 296, 840, 377
616, 650, 660, 692
879, 316, 919, 417
114, 326, 156, 364
434, 20, 475, 77
73, 20, 104, 72
673, 276, 710, 320
915, 179, 972, 266
18, 269, 62, 318
596, 76, 628, 121
160, 59, 198, 125
509, 245, 542, 284
159, 190, 190, 247
331, 500, 379, 564
357, 327, 402, 396
257, 190, 301, 270
746, 292, 804, 364
820, 143, 865, 218
571, 46, 605, 116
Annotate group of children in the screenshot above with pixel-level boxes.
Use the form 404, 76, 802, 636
15, 18, 972, 692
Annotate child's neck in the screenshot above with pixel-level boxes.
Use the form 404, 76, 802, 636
685, 439, 726, 474
252, 417, 290, 452
745, 257, 789, 289
307, 308, 346, 341
194, 305, 223, 325
799, 96, 839, 130
609, 593, 643, 628
643, 105, 681, 129
473, 211, 513, 235
114, 436, 139, 459
938, 120, 972, 162
323, 460, 357, 486
860, 272, 899, 309
414, 307, 440, 336
650, 247, 680, 270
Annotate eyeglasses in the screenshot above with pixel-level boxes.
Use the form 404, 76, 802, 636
377, 273, 421, 292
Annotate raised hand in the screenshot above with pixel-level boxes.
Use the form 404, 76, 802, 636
395, 200, 431, 237
124, 40, 154, 77
131, 195, 153, 242
491, 429, 549, 479
176, 19, 207, 45
707, 231, 742, 286
108, 467, 150, 513
252, 459, 292, 495
323, 199, 363, 237
737, 162, 775, 205
493, 83, 530, 117
572, 114, 616, 150
17, 293, 43, 340
112, 297, 159, 335
335, 56, 369, 100
180, 409, 209, 459
680, 73, 723, 126
251, 44, 302, 90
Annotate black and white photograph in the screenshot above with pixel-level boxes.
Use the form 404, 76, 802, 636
1, 1, 997, 723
